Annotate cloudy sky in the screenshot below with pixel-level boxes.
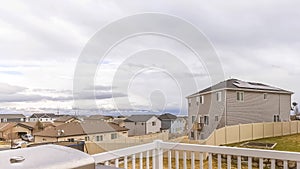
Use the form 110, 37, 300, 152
0, 0, 300, 116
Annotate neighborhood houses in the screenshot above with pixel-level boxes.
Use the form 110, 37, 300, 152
0, 79, 297, 156
0, 112, 187, 150
187, 79, 293, 140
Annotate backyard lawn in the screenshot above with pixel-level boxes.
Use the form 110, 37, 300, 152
226, 134, 300, 152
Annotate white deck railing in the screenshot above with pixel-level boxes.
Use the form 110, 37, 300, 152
93, 140, 300, 169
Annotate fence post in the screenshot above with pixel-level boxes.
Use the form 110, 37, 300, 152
154, 140, 163, 169
238, 124, 241, 142
225, 126, 227, 144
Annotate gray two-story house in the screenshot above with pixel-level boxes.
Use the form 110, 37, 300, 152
187, 79, 293, 140
124, 115, 161, 136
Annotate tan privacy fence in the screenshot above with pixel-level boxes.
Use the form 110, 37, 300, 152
205, 121, 300, 146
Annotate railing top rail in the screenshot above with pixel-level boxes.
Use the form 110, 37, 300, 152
92, 140, 300, 163
92, 141, 156, 163
160, 141, 300, 161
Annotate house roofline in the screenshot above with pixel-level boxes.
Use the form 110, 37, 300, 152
34, 129, 129, 138
186, 88, 293, 98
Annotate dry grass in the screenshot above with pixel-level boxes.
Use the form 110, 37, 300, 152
226, 134, 300, 152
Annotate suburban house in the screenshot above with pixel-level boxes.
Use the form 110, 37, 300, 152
124, 115, 161, 136
29, 113, 57, 122
0, 123, 33, 140
33, 121, 129, 143
158, 113, 187, 134
187, 79, 293, 140
0, 114, 26, 123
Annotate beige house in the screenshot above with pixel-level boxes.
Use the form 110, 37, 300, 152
124, 115, 161, 136
0, 123, 33, 140
187, 79, 293, 140
34, 120, 129, 143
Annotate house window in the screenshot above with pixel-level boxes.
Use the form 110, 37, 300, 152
191, 131, 194, 138
85, 136, 90, 141
188, 98, 191, 107
96, 135, 103, 142
141, 122, 144, 125
196, 97, 200, 105
274, 115, 280, 122
152, 122, 156, 126
215, 116, 219, 121
263, 93, 267, 100
237, 91, 244, 101
191, 116, 196, 123
200, 96, 204, 104
135, 122, 137, 125
216, 92, 222, 102
204, 115, 209, 125
111, 133, 117, 139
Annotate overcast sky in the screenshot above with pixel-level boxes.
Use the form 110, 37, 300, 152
0, 0, 300, 116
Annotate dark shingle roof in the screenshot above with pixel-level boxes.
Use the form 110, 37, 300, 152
158, 113, 177, 120
54, 116, 77, 122
188, 79, 293, 97
0, 114, 25, 119
30, 113, 56, 118
124, 115, 157, 122
34, 121, 128, 138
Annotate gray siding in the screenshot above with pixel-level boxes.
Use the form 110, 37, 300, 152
188, 89, 291, 140
226, 90, 291, 125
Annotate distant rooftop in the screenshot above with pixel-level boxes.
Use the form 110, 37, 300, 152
34, 121, 128, 138
124, 115, 157, 122
0, 114, 25, 118
158, 113, 177, 120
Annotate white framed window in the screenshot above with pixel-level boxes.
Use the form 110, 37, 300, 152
96, 135, 103, 142
85, 136, 90, 141
191, 116, 196, 123
215, 115, 219, 121
199, 96, 204, 104
237, 91, 244, 101
273, 115, 280, 122
152, 121, 156, 126
216, 92, 222, 102
196, 97, 200, 105
111, 133, 117, 140
204, 115, 209, 125
263, 93, 267, 100
188, 98, 192, 107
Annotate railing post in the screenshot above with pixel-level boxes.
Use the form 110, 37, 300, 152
154, 140, 163, 169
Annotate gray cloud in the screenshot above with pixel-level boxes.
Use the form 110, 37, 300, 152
1, 0, 300, 113
0, 83, 27, 95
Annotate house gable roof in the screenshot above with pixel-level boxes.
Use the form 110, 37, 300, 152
30, 113, 56, 119
0, 123, 17, 132
188, 79, 293, 97
124, 115, 157, 122
0, 114, 25, 119
158, 113, 177, 120
54, 116, 78, 123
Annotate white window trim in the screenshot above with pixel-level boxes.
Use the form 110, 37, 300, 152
204, 115, 209, 126
236, 91, 244, 102
200, 95, 204, 104
217, 92, 222, 102
263, 93, 267, 100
